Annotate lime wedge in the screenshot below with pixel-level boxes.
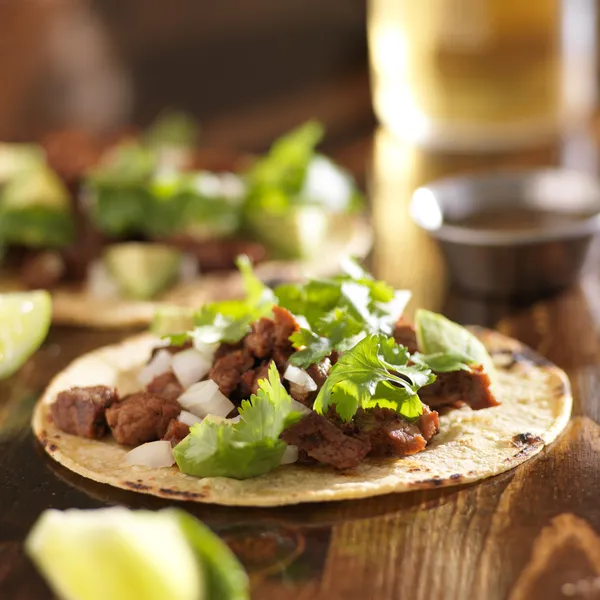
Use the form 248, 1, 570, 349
0, 291, 52, 379
25, 508, 204, 600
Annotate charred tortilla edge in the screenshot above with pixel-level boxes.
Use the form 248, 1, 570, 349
32, 328, 572, 506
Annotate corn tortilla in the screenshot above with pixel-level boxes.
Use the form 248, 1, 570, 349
32, 328, 571, 507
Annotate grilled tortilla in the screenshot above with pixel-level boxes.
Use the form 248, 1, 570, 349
32, 328, 571, 507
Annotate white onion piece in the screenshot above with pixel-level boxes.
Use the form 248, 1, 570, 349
192, 339, 218, 362
289, 398, 312, 415
138, 349, 173, 386
229, 415, 242, 424
125, 441, 175, 468
178, 380, 234, 418
172, 348, 211, 388
177, 410, 203, 427
86, 260, 120, 299
283, 365, 317, 392
178, 253, 199, 283
280, 445, 299, 465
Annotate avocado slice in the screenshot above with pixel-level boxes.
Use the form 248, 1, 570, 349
0, 143, 46, 184
103, 243, 182, 300
1, 165, 70, 211
245, 206, 358, 259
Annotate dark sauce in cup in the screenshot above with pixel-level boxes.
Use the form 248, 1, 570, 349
449, 209, 592, 232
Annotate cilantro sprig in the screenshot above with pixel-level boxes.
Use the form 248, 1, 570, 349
313, 334, 435, 422
173, 363, 302, 479
167, 255, 275, 347
277, 258, 411, 367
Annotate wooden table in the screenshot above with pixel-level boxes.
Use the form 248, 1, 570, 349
2, 125, 600, 600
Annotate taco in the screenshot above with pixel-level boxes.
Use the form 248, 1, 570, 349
33, 260, 571, 506
0, 115, 370, 327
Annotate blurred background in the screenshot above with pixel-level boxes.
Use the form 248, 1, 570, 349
2, 1, 600, 153
4, 0, 600, 310
0, 0, 373, 151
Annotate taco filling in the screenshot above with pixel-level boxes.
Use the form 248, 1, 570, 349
48, 258, 501, 478
1, 116, 363, 304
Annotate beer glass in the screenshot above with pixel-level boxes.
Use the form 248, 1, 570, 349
368, 0, 597, 151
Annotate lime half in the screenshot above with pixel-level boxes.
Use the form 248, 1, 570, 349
25, 508, 204, 600
0, 291, 52, 379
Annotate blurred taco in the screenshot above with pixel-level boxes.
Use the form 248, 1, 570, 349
0, 115, 370, 327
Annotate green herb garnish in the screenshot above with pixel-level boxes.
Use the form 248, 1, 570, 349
168, 255, 275, 347
173, 363, 302, 479
415, 309, 495, 375
313, 334, 435, 422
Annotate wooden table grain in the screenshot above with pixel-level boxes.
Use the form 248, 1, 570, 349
2, 126, 600, 600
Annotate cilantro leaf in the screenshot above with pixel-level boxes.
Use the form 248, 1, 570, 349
173, 363, 302, 479
415, 309, 495, 375
314, 334, 435, 422
411, 351, 475, 373
289, 328, 333, 369
245, 121, 324, 213
275, 262, 411, 366
164, 256, 274, 346
288, 307, 365, 368
236, 254, 276, 308
144, 110, 199, 150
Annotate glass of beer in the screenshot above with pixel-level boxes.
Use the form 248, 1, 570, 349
368, 0, 597, 152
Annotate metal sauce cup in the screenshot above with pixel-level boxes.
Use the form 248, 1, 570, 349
409, 169, 600, 297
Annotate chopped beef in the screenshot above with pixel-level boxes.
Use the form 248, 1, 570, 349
244, 318, 275, 359
209, 349, 254, 397
272, 306, 299, 347
150, 341, 192, 360
306, 359, 331, 389
157, 236, 267, 272
162, 419, 191, 447
418, 405, 440, 441
106, 392, 181, 446
20, 251, 66, 289
288, 358, 331, 407
208, 308, 299, 402
272, 346, 293, 372
420, 365, 498, 410
213, 341, 242, 361
51, 386, 118, 439
346, 408, 428, 457
280, 412, 371, 470
146, 372, 183, 402
60, 221, 107, 282
252, 362, 271, 395
238, 369, 255, 399
393, 318, 418, 353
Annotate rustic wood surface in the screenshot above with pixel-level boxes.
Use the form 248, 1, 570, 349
2, 124, 600, 600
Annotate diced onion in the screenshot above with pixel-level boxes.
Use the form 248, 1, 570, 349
280, 445, 299, 465
289, 398, 312, 415
229, 415, 242, 424
177, 379, 234, 418
192, 339, 218, 362
86, 260, 120, 299
177, 410, 203, 427
125, 441, 175, 468
172, 348, 211, 389
138, 349, 173, 386
283, 365, 317, 392
178, 253, 199, 283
